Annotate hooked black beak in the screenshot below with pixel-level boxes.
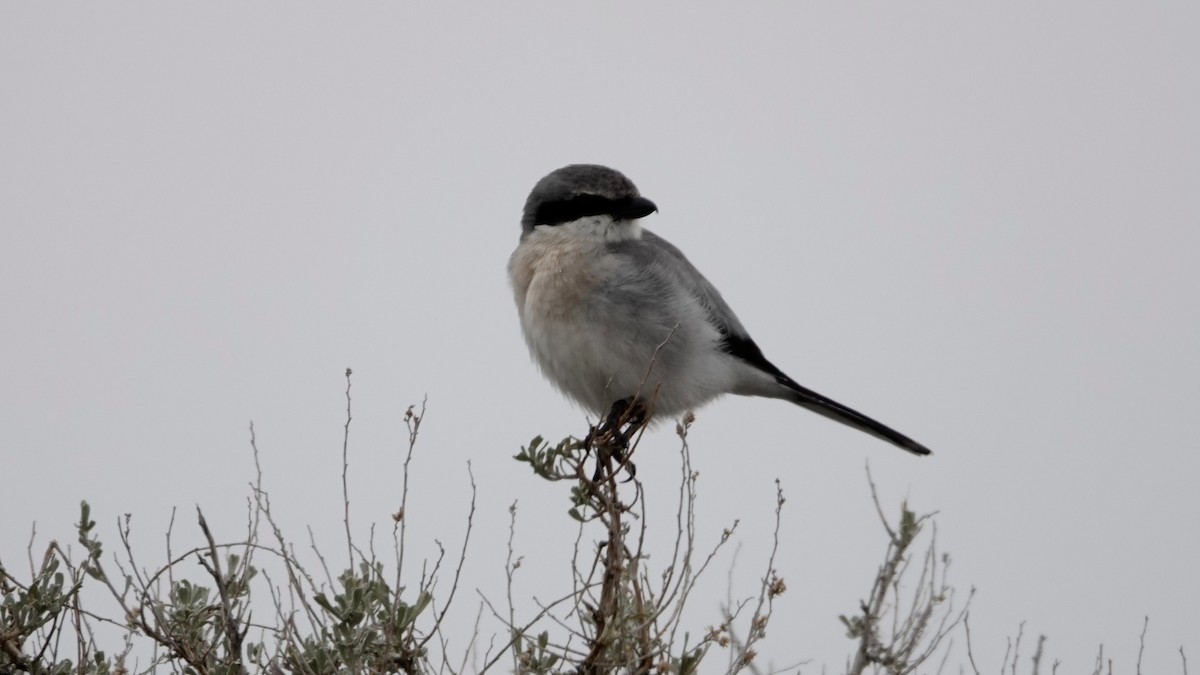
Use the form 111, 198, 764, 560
615, 196, 657, 220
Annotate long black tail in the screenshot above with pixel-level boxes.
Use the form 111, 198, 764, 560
780, 374, 931, 456
719, 331, 932, 456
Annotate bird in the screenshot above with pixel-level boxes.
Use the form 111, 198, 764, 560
508, 164, 931, 456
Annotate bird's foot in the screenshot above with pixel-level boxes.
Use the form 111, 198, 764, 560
585, 398, 648, 482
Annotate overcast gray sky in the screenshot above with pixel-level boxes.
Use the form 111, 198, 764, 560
2, 3, 1197, 672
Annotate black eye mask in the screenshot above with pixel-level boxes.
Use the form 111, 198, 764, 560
534, 194, 657, 226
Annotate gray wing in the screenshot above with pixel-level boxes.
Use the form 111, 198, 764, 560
606, 227, 797, 383
615, 230, 933, 455
609, 229, 751, 339
609, 229, 932, 455
621, 230, 797, 381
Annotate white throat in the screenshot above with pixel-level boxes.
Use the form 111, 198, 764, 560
532, 215, 643, 244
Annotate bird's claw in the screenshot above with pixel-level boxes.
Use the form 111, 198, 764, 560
585, 398, 648, 482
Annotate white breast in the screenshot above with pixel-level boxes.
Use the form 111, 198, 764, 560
508, 217, 739, 417
508, 218, 645, 412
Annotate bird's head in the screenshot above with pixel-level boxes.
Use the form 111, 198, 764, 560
521, 164, 658, 234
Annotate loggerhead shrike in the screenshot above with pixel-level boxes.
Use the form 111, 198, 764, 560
508, 164, 931, 456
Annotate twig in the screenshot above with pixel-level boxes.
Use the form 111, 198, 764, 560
418, 461, 477, 651
1032, 635, 1046, 675
341, 367, 355, 568
397, 398, 426, 586
728, 480, 786, 674
196, 507, 247, 675
960, 610, 979, 672
1136, 616, 1148, 675
476, 588, 579, 674
1012, 622, 1024, 675
504, 501, 521, 674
